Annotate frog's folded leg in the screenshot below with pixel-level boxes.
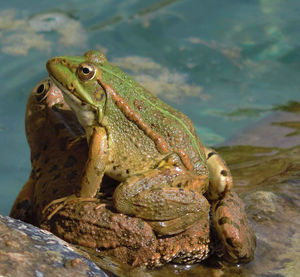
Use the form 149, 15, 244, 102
113, 166, 210, 236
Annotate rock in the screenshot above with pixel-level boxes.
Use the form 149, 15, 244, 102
244, 191, 281, 222
222, 111, 300, 148
0, 215, 108, 277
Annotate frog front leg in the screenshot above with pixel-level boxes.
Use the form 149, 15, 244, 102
113, 165, 210, 236
204, 147, 233, 201
79, 126, 108, 197
43, 126, 108, 219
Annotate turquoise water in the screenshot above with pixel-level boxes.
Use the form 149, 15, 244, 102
0, 0, 299, 216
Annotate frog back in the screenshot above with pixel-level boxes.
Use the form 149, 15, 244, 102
100, 63, 207, 175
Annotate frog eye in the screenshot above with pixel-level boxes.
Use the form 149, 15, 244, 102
78, 63, 96, 81
35, 79, 50, 102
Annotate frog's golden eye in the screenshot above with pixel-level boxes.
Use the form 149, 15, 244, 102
78, 63, 96, 81
35, 79, 50, 102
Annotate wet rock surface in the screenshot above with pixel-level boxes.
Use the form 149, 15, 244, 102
0, 215, 109, 277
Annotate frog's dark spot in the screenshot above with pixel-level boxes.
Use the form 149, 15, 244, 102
94, 89, 104, 101
227, 198, 239, 207
67, 170, 78, 181
214, 201, 227, 212
53, 173, 61, 180
239, 254, 250, 263
207, 152, 216, 160
33, 152, 41, 161
49, 165, 58, 173
52, 188, 58, 195
134, 99, 143, 110
231, 221, 241, 231
64, 155, 77, 168
55, 123, 66, 135
36, 168, 41, 173
35, 171, 42, 180
111, 160, 114, 164
16, 199, 31, 211
59, 139, 67, 151
95, 170, 102, 177
226, 238, 235, 248
43, 144, 48, 151
218, 216, 231, 225
177, 182, 182, 188
220, 170, 228, 176
126, 169, 130, 174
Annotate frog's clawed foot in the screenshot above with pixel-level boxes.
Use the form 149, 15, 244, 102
42, 194, 97, 221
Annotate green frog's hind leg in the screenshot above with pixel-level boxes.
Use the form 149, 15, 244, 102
204, 147, 233, 201
113, 166, 210, 236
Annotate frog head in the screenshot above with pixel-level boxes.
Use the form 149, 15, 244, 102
46, 50, 108, 128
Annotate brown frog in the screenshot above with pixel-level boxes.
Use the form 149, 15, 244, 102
10, 78, 86, 224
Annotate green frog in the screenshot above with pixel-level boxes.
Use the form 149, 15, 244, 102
45, 50, 233, 235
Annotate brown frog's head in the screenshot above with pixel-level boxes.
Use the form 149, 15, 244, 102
25, 78, 67, 155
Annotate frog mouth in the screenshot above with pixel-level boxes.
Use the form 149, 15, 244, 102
49, 76, 83, 105
50, 76, 98, 127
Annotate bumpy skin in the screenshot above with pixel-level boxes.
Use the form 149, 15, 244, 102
46, 50, 233, 235
211, 191, 256, 264
11, 78, 255, 266
10, 79, 88, 224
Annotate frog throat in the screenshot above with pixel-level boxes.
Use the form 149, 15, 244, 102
50, 76, 100, 127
